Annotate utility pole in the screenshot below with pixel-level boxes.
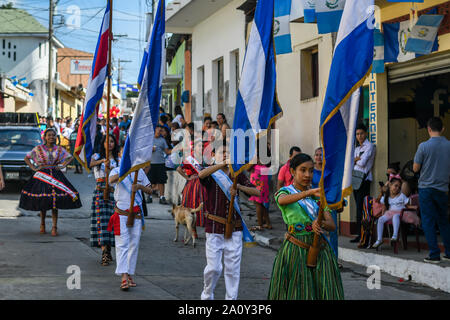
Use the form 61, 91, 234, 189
117, 59, 131, 88
47, 0, 55, 117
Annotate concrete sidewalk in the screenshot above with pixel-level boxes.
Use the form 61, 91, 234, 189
238, 199, 450, 294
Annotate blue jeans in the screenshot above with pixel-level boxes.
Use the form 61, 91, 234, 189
418, 188, 450, 259
329, 210, 339, 258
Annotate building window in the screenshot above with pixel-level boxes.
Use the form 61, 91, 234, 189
39, 43, 41, 58
301, 45, 319, 100
197, 66, 205, 116
217, 58, 224, 114
229, 50, 239, 106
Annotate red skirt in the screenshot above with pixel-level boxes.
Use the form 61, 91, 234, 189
181, 177, 207, 227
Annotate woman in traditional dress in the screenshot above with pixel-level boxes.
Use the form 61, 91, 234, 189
268, 153, 344, 300
89, 134, 120, 266
20, 128, 82, 236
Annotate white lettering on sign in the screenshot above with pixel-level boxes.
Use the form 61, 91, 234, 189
369, 73, 377, 144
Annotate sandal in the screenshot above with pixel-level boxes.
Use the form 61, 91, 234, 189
40, 224, 46, 234
101, 251, 110, 266
106, 246, 113, 262
250, 226, 263, 231
51, 226, 58, 237
128, 276, 137, 287
263, 224, 273, 230
120, 279, 129, 291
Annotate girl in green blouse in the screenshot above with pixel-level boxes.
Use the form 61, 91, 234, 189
268, 153, 344, 300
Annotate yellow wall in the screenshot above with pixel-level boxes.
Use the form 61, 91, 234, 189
379, 0, 448, 22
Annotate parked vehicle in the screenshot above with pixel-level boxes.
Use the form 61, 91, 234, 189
0, 113, 42, 182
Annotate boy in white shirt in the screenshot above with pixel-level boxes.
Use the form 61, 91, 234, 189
108, 166, 152, 291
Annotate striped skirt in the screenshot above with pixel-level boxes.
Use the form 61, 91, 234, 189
268, 233, 344, 300
181, 177, 207, 227
90, 181, 115, 248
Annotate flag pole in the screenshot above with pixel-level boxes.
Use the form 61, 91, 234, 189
104, 0, 113, 200
225, 177, 238, 239
306, 204, 324, 268
126, 172, 139, 227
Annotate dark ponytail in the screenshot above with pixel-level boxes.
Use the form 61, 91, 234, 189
290, 153, 313, 171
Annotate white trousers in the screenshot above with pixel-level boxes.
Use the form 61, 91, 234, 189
114, 215, 142, 275
201, 231, 243, 300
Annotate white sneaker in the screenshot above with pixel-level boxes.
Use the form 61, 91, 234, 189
372, 240, 382, 249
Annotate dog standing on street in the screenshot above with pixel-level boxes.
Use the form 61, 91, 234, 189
171, 203, 203, 247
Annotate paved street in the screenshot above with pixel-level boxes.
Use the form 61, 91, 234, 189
0, 170, 449, 300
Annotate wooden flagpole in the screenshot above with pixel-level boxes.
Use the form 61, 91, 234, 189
306, 200, 324, 268
126, 172, 139, 227
104, 0, 113, 200
225, 177, 238, 239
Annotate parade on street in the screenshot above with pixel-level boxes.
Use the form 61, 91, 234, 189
0, 0, 450, 307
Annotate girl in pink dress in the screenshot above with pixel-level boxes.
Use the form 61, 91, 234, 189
249, 163, 271, 231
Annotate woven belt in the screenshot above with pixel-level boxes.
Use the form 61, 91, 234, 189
96, 178, 106, 183
285, 232, 326, 250
115, 207, 142, 219
205, 213, 242, 228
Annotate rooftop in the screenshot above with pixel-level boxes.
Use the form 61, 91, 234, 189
0, 8, 48, 34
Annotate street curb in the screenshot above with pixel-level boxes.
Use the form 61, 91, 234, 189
253, 233, 450, 293
338, 247, 450, 293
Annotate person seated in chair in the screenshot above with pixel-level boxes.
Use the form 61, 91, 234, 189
372, 175, 414, 250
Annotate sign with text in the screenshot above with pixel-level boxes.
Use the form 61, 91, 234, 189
70, 59, 92, 75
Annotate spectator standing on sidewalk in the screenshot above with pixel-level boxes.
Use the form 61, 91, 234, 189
277, 146, 301, 191
148, 125, 171, 204
413, 117, 450, 264
350, 123, 375, 244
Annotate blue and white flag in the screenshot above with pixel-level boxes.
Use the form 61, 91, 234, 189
19, 77, 28, 87
230, 0, 283, 176
137, 39, 150, 89
405, 14, 443, 55
302, 0, 317, 23
373, 29, 384, 73
118, 0, 165, 181
319, 0, 374, 209
316, 0, 346, 34
383, 10, 439, 63
274, 0, 292, 54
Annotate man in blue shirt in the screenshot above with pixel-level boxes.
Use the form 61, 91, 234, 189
414, 117, 450, 264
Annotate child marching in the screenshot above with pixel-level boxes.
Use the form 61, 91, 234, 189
268, 153, 344, 300
89, 134, 120, 266
107, 164, 152, 291
198, 144, 260, 300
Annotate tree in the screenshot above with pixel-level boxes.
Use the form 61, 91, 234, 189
0, 2, 14, 9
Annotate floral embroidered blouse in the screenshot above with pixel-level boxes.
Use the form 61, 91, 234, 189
26, 144, 71, 167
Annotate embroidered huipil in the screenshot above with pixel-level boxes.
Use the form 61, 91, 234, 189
26, 144, 71, 167
200, 172, 254, 234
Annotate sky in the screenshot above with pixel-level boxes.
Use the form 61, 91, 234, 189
2, 0, 161, 85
